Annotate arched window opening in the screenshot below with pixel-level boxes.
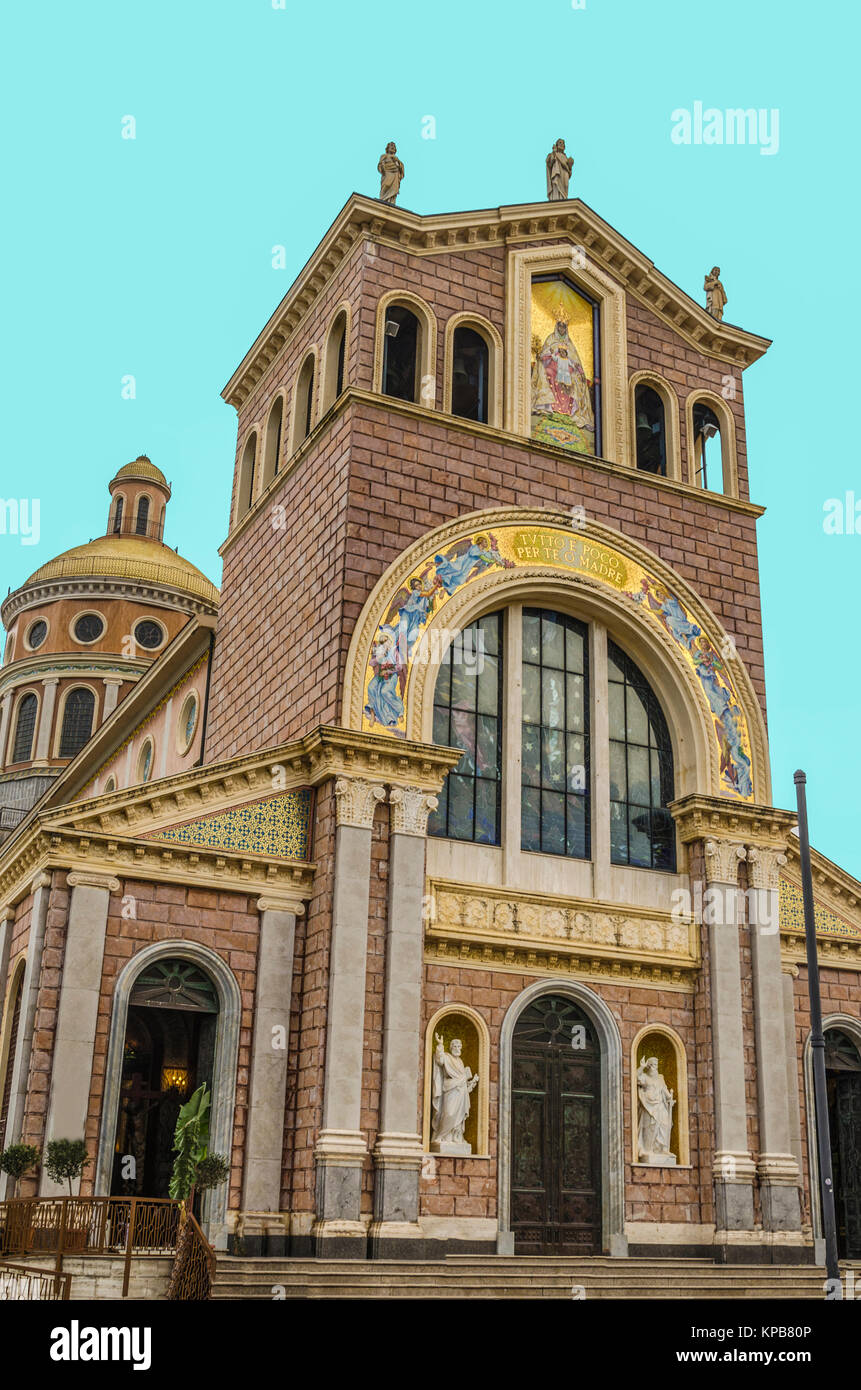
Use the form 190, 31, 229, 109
291, 356, 316, 451
238, 433, 257, 515
521, 609, 590, 859
323, 313, 348, 413
12, 693, 38, 763
692, 401, 722, 492
59, 687, 96, 759
824, 1028, 861, 1258
263, 396, 284, 487
135, 496, 150, 535
634, 385, 667, 476
608, 640, 675, 871
382, 305, 420, 402
451, 326, 489, 424
428, 613, 502, 845
113, 496, 124, 534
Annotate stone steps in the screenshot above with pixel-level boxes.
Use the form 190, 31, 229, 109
212, 1256, 830, 1300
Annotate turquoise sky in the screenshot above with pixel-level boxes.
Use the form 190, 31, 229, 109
1, 0, 857, 872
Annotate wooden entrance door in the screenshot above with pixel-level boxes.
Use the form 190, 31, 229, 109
827, 1029, 861, 1260
510, 995, 602, 1254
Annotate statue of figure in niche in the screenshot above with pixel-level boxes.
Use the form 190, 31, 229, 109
636, 1055, 676, 1165
546, 138, 574, 201
431, 1034, 478, 1155
377, 142, 405, 205
704, 266, 727, 320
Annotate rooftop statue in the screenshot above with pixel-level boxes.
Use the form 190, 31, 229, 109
546, 138, 574, 201
704, 266, 727, 320
377, 142, 405, 206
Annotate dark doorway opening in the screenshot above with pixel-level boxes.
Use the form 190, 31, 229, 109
825, 1028, 861, 1259
111, 959, 218, 1200
510, 994, 602, 1254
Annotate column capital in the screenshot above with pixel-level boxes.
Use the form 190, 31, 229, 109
66, 871, 121, 893
334, 776, 386, 829
703, 837, 747, 886
388, 785, 438, 837
255, 895, 305, 916
745, 845, 787, 892
40, 677, 60, 689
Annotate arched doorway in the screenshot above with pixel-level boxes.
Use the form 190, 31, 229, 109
110, 959, 219, 1199
510, 994, 602, 1255
825, 1028, 861, 1259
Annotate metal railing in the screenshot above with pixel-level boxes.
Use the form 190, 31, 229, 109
0, 1196, 214, 1299
0, 1259, 70, 1301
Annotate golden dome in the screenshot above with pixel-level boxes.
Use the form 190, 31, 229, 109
23, 535, 219, 607
110, 456, 170, 491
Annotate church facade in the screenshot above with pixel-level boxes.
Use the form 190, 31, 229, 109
1, 189, 859, 1271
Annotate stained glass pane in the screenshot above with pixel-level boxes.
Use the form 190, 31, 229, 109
521, 609, 590, 859
608, 639, 675, 871
429, 613, 502, 845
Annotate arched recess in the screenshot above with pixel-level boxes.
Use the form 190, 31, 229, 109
235, 430, 258, 521
630, 1023, 690, 1166
804, 1013, 861, 1246
443, 313, 503, 428
373, 289, 437, 409
289, 349, 319, 454
93, 939, 241, 1242
261, 392, 285, 489
629, 371, 682, 482
9, 688, 40, 764
685, 389, 739, 497
342, 507, 770, 804
321, 303, 351, 413
0, 956, 27, 1144
422, 1004, 490, 1156
498, 978, 626, 1255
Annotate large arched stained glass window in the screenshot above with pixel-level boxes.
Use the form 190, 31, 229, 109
521, 609, 590, 858
608, 640, 675, 870
428, 613, 502, 845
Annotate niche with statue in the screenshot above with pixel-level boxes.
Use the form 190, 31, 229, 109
423, 1007, 489, 1157
631, 1026, 689, 1167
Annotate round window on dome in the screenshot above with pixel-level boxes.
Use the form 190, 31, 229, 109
27, 619, 48, 650
73, 613, 105, 644
134, 619, 165, 651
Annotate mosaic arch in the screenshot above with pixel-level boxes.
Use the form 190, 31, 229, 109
355, 517, 756, 802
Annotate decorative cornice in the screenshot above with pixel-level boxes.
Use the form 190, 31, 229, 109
334, 776, 387, 829
671, 793, 796, 849
426, 879, 698, 990
1, 572, 217, 628
221, 194, 770, 412
0, 655, 147, 699
389, 786, 438, 838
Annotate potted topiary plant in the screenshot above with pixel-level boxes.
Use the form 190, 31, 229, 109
41, 1139, 91, 1251
0, 1143, 41, 1198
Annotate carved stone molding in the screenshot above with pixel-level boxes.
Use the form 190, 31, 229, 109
426, 879, 697, 989
672, 793, 796, 849
255, 895, 306, 917
334, 777, 387, 830
712, 1150, 757, 1184
756, 1153, 801, 1186
389, 786, 438, 838
703, 838, 747, 886
66, 871, 122, 893
745, 846, 788, 892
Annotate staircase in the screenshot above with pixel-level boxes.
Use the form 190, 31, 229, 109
212, 1255, 832, 1300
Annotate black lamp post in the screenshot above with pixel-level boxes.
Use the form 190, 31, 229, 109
794, 770, 840, 1283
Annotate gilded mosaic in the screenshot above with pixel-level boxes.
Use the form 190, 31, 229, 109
779, 879, 861, 941
363, 524, 754, 800
145, 788, 313, 861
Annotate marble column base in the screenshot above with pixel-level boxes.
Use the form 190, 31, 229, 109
372, 1132, 423, 1227
713, 1150, 757, 1233
314, 1128, 368, 1250
758, 1154, 802, 1232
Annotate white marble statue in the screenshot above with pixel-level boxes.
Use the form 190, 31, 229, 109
431, 1034, 478, 1155
636, 1055, 676, 1165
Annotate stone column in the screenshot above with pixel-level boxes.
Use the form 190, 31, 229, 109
101, 678, 123, 723
781, 965, 803, 1173
746, 844, 802, 1232
702, 837, 757, 1234
241, 898, 300, 1254
0, 691, 13, 770
1, 873, 51, 1189
371, 785, 437, 1258
34, 678, 59, 762
313, 775, 385, 1257
40, 872, 118, 1195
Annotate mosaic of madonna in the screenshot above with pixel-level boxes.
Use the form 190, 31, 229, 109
362, 525, 754, 801
530, 275, 600, 456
